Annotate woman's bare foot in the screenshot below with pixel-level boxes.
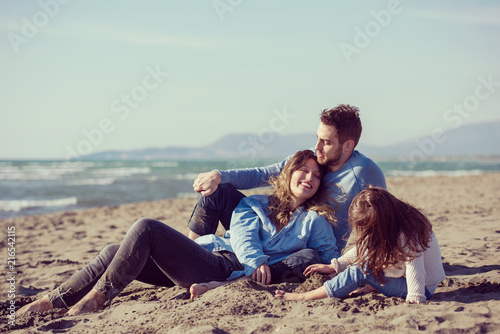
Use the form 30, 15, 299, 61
189, 280, 228, 299
189, 277, 249, 300
17, 295, 54, 317
189, 283, 210, 299
67, 289, 108, 316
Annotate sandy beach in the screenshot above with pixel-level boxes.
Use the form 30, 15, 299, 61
1, 173, 500, 333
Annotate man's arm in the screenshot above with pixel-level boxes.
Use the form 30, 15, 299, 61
353, 153, 387, 190
193, 158, 289, 197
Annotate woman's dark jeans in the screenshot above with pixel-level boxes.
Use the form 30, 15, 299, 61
47, 218, 241, 308
188, 184, 246, 236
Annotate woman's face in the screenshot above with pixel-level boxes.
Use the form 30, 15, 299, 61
289, 158, 321, 207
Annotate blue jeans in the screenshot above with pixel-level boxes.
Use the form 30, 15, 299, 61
324, 266, 433, 300
48, 218, 242, 308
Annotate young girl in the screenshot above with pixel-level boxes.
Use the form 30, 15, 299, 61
275, 187, 446, 304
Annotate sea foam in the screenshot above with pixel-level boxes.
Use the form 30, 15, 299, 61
0, 197, 78, 212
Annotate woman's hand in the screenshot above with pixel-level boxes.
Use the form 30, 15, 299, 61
251, 263, 271, 285
303, 264, 335, 277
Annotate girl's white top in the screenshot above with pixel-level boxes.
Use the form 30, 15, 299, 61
331, 232, 446, 303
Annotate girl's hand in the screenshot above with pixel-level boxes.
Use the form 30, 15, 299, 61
407, 299, 424, 304
303, 264, 335, 277
406, 295, 427, 304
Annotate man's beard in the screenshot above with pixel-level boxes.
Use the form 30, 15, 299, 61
318, 148, 342, 168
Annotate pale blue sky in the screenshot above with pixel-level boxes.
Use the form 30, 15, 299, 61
1, 0, 499, 159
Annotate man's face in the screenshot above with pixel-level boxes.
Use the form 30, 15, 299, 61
314, 122, 344, 169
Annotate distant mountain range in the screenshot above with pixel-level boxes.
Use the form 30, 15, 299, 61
83, 120, 500, 160
357, 119, 500, 158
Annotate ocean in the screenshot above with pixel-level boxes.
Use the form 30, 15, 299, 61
1, 157, 499, 219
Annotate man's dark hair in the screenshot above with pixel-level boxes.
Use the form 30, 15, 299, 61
320, 104, 362, 146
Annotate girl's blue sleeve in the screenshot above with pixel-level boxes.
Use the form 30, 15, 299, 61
306, 214, 339, 263
218, 156, 290, 190
229, 199, 269, 276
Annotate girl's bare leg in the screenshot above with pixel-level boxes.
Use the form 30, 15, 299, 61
275, 285, 328, 301
67, 289, 108, 316
17, 295, 54, 316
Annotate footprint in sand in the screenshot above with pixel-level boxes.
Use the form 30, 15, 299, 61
37, 319, 79, 331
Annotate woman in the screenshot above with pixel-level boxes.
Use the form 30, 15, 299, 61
18, 150, 338, 316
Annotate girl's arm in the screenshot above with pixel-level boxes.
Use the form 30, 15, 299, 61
275, 286, 328, 301
331, 246, 357, 273
303, 263, 335, 277
405, 252, 427, 304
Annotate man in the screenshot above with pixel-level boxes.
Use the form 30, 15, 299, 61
189, 104, 386, 253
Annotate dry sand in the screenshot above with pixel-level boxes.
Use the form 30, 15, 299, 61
1, 173, 500, 333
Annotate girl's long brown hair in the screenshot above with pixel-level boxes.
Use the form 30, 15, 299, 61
348, 187, 432, 282
267, 150, 337, 230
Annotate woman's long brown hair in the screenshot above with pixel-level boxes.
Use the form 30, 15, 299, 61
348, 187, 433, 282
267, 150, 337, 230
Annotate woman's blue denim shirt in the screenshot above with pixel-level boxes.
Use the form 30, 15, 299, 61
195, 195, 338, 280
213, 150, 387, 251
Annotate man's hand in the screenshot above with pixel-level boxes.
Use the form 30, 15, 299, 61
193, 171, 222, 197
251, 263, 271, 285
